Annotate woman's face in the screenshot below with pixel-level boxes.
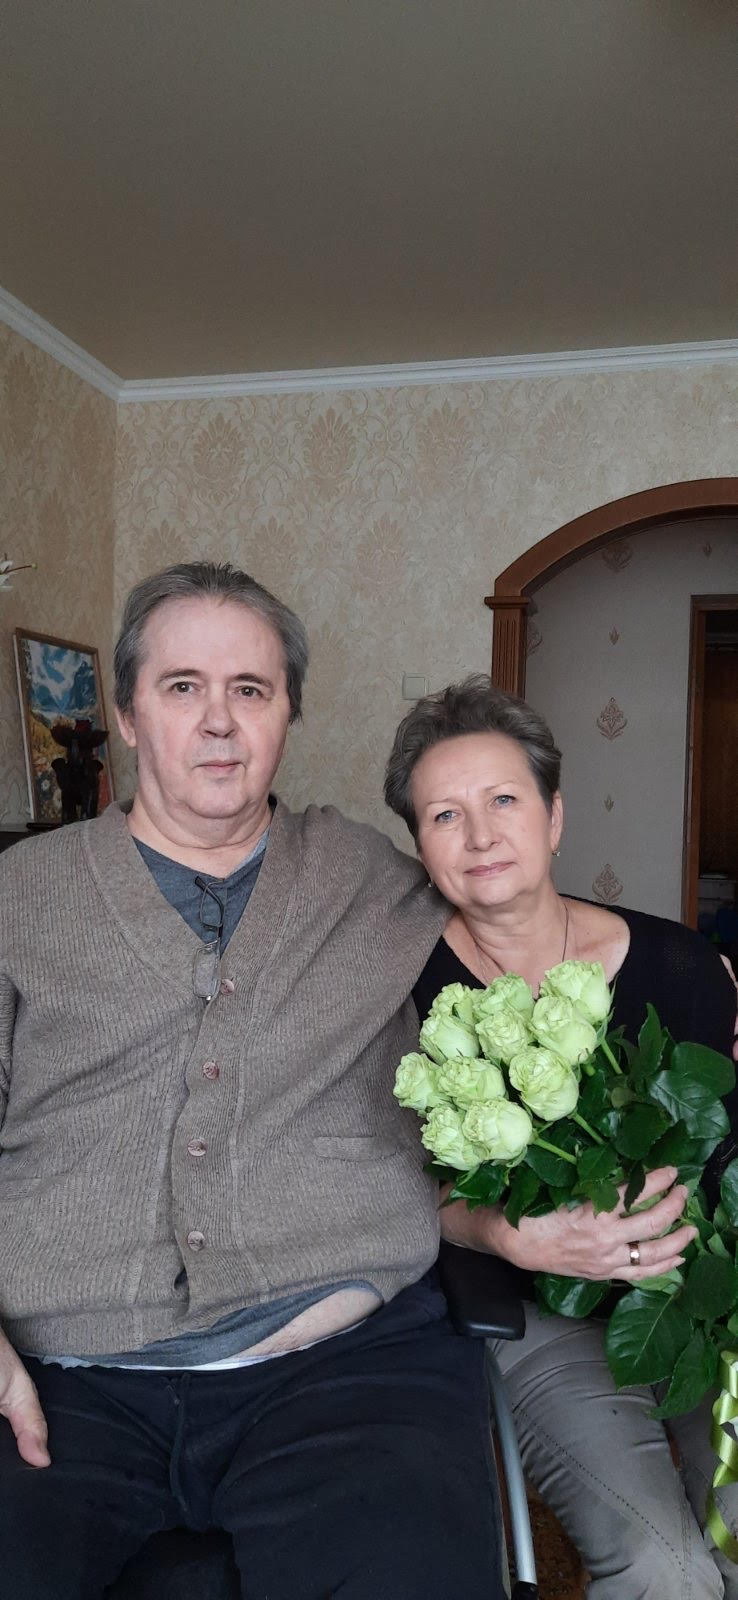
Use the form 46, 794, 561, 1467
411, 731, 562, 914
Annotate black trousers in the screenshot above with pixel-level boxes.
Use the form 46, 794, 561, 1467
0, 1274, 502, 1599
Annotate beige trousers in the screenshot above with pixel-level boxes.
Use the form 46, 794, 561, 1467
494, 1303, 738, 1600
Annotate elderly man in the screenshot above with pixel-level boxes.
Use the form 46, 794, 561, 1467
0, 562, 501, 1600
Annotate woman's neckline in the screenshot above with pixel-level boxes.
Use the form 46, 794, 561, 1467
439, 898, 633, 994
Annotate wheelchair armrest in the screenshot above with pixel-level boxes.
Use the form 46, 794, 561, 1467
438, 1239, 527, 1341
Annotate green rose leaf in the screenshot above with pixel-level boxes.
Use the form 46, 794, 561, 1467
637, 1268, 683, 1296
535, 1273, 610, 1319
680, 1253, 738, 1324
447, 1161, 508, 1210
503, 1163, 542, 1228
720, 1160, 738, 1228
624, 1162, 647, 1210
574, 1146, 622, 1212
524, 1143, 575, 1188
614, 1103, 671, 1161
629, 1004, 669, 1086
576, 1071, 612, 1133
647, 1066, 729, 1139
670, 1043, 736, 1100
651, 1329, 719, 1419
589, 1179, 621, 1215
605, 1289, 693, 1386
576, 1144, 621, 1185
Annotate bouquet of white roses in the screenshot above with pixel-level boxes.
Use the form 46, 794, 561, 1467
395, 960, 738, 1451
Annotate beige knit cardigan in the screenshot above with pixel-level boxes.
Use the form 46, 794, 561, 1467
0, 801, 446, 1358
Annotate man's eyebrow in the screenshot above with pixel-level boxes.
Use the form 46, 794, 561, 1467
156, 669, 274, 687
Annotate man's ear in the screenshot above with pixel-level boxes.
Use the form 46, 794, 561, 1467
114, 704, 137, 751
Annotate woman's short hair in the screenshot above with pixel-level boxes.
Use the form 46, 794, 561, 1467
384, 674, 561, 838
114, 561, 309, 723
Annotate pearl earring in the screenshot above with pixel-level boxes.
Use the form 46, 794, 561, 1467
552, 847, 561, 858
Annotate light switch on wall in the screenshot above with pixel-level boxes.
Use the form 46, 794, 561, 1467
402, 674, 428, 700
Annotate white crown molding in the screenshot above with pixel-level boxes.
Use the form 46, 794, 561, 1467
117, 338, 738, 401
0, 285, 121, 400
1, 282, 737, 402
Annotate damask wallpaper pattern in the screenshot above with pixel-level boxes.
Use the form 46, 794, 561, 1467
1, 323, 736, 852
0, 325, 116, 825
113, 363, 738, 844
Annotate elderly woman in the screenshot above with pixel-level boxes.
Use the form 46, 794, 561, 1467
385, 675, 738, 1600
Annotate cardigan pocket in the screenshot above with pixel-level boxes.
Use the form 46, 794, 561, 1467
308, 1133, 401, 1161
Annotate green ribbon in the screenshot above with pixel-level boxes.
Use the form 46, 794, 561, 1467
707, 1350, 738, 1561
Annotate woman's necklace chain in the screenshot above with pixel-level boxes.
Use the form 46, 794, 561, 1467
474, 898, 570, 986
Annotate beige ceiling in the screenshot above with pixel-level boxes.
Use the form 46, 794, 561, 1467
2, 1, 737, 379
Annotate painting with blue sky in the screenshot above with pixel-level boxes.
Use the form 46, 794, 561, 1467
14, 630, 114, 824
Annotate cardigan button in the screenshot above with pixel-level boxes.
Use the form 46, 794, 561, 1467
219, 977, 236, 995
186, 1230, 205, 1252
187, 1139, 207, 1158
202, 1061, 220, 1080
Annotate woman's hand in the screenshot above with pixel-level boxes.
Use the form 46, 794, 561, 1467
439, 1165, 697, 1283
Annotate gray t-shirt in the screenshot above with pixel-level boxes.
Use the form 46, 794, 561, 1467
40, 823, 369, 1369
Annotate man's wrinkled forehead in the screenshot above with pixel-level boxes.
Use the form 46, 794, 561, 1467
135, 593, 288, 684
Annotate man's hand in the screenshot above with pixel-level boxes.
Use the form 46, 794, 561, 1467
0, 1327, 49, 1466
440, 1166, 696, 1283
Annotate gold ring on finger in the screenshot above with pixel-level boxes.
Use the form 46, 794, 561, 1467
628, 1242, 641, 1267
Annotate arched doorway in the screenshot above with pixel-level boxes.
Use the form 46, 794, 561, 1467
485, 479, 738, 925
486, 479, 738, 696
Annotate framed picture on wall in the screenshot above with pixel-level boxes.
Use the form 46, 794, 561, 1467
13, 629, 115, 825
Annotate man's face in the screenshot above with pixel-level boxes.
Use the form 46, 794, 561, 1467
116, 596, 292, 828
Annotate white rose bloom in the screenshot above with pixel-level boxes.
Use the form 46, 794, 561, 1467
437, 1056, 506, 1108
473, 973, 535, 1022
393, 1053, 445, 1113
419, 1011, 480, 1065
461, 1100, 533, 1163
428, 982, 477, 1028
420, 1105, 485, 1170
540, 960, 611, 1026
508, 1045, 580, 1121
476, 1003, 531, 1065
531, 993, 598, 1068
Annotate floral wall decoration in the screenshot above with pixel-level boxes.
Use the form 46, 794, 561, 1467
592, 863, 624, 904
596, 697, 628, 740
601, 540, 633, 572
526, 517, 738, 920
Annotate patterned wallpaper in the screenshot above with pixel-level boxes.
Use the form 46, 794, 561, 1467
113, 365, 738, 844
525, 518, 738, 920
2, 330, 737, 850
0, 325, 116, 825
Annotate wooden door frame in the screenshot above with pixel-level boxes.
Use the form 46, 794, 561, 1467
485, 479, 738, 695
683, 595, 738, 927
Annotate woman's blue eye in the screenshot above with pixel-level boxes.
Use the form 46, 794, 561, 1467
435, 809, 455, 823
494, 794, 514, 806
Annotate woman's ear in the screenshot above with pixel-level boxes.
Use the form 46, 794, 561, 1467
550, 791, 564, 855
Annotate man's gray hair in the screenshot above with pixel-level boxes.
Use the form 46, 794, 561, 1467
114, 561, 309, 722
384, 674, 561, 839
